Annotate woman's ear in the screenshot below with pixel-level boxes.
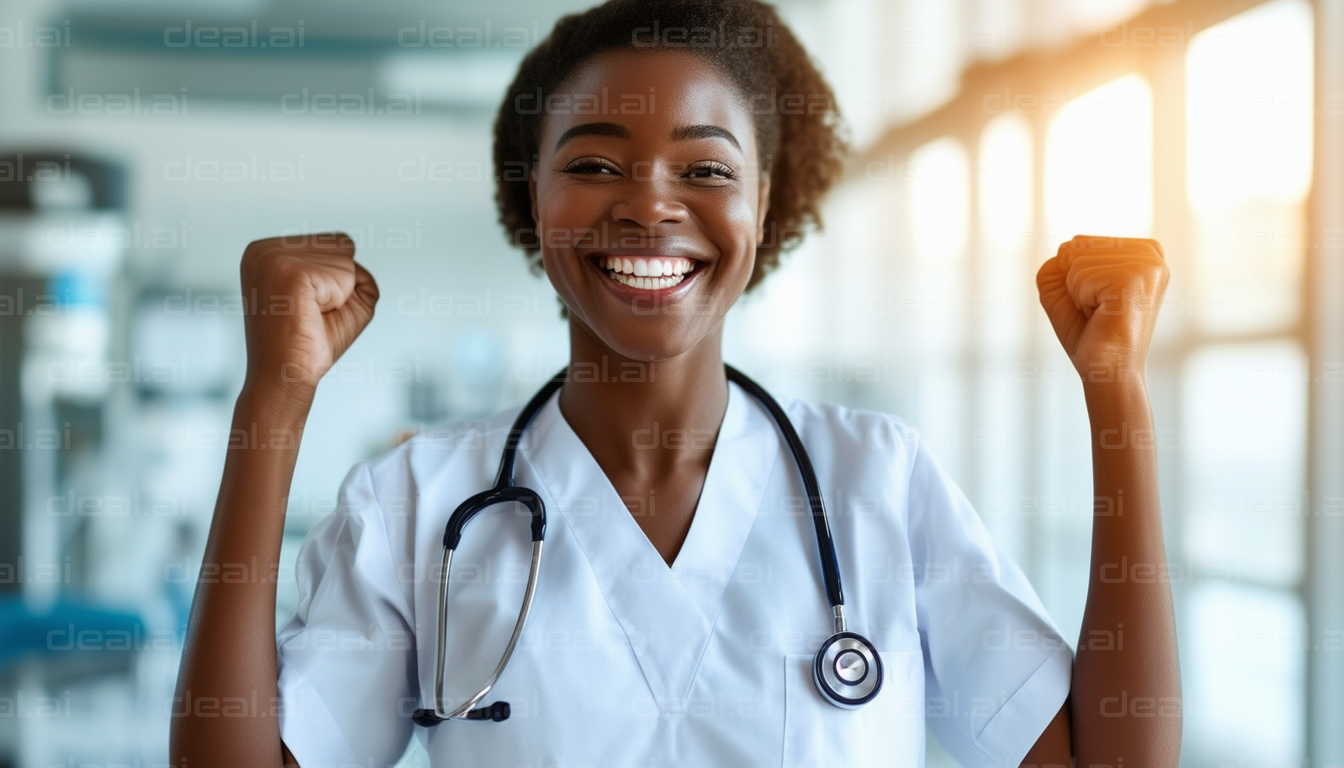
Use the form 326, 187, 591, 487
529, 169, 540, 228
756, 173, 772, 245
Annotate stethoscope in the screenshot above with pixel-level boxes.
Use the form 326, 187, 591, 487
411, 364, 882, 726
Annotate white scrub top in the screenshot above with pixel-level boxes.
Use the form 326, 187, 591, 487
276, 380, 1072, 768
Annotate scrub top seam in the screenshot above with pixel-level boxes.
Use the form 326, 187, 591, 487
908, 431, 936, 589
902, 424, 921, 536
305, 464, 375, 628
360, 459, 418, 627
356, 459, 422, 729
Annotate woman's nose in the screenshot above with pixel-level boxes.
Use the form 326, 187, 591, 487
610, 172, 688, 229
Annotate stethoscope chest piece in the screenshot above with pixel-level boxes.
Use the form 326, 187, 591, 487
813, 632, 883, 709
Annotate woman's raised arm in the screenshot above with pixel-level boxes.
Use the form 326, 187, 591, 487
169, 233, 379, 768
1022, 235, 1181, 766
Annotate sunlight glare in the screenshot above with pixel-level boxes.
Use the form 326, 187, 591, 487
1044, 75, 1153, 241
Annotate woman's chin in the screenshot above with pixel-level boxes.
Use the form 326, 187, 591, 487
574, 315, 718, 369
601, 331, 702, 366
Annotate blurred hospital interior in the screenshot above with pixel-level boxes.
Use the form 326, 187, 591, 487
0, 0, 1341, 765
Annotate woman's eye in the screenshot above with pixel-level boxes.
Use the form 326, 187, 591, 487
563, 160, 620, 175
685, 162, 736, 180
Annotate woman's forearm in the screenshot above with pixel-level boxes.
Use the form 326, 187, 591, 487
169, 384, 314, 768
1071, 372, 1181, 764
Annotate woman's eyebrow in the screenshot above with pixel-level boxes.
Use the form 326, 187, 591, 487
552, 122, 742, 152
670, 124, 741, 151
554, 122, 630, 151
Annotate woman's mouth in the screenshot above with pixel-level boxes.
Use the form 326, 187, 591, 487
595, 255, 699, 291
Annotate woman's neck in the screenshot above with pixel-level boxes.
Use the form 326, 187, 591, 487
558, 319, 729, 481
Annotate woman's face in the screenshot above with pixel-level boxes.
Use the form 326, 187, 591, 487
530, 48, 769, 364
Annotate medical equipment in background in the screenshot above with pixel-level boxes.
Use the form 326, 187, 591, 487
411, 364, 885, 726
0, 151, 136, 768
0, 151, 126, 608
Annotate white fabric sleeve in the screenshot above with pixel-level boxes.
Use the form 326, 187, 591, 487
909, 442, 1073, 768
275, 461, 417, 768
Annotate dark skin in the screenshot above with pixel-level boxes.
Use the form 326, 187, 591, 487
530, 50, 769, 566
169, 47, 1179, 768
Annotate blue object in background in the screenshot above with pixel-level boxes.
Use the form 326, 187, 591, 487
47, 269, 106, 310
0, 594, 144, 673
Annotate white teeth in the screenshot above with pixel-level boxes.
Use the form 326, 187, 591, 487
598, 256, 697, 285
608, 272, 685, 290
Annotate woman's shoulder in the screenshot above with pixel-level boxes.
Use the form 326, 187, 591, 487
353, 403, 527, 502
767, 388, 925, 472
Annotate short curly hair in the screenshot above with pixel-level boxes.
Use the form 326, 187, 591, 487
492, 0, 849, 294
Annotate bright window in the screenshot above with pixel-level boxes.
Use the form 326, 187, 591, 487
909, 137, 970, 264
1045, 74, 1154, 239
1186, 0, 1314, 334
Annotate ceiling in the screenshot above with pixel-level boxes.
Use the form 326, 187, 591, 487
50, 0, 621, 110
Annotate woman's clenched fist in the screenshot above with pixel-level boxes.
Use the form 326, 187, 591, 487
1036, 235, 1169, 384
238, 232, 379, 398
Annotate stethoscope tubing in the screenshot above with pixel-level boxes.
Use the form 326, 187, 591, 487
424, 540, 544, 722
413, 364, 872, 725
414, 371, 564, 726
722, 365, 846, 615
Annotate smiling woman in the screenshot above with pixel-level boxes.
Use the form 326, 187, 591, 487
168, 1, 1179, 767
531, 49, 769, 366
494, 0, 847, 296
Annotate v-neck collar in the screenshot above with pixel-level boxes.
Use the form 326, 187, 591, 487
518, 378, 782, 710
